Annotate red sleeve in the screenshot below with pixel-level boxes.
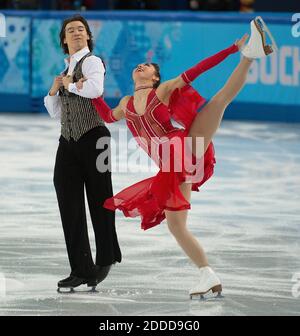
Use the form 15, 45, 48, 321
181, 44, 239, 84
92, 97, 118, 123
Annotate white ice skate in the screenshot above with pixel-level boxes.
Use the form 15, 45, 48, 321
242, 16, 278, 59
189, 266, 222, 300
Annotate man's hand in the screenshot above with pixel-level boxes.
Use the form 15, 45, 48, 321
62, 75, 74, 91
49, 75, 63, 96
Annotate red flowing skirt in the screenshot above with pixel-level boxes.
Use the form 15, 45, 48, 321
104, 86, 216, 230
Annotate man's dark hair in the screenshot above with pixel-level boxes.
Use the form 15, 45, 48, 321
59, 15, 94, 54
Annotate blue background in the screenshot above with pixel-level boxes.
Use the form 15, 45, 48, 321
0, 10, 299, 122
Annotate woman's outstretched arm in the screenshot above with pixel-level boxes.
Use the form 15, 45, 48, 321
156, 35, 248, 105
75, 77, 129, 122
92, 96, 130, 123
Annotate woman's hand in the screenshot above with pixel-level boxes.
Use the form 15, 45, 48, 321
235, 34, 249, 51
75, 76, 87, 91
62, 75, 74, 90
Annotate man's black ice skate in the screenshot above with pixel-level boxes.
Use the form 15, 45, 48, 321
57, 275, 97, 293
93, 264, 112, 285
57, 275, 74, 287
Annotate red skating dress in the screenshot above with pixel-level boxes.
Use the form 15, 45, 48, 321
93, 44, 239, 230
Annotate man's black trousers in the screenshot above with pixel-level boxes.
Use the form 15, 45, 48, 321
54, 126, 121, 278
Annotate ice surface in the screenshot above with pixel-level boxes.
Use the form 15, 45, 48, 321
0, 114, 299, 316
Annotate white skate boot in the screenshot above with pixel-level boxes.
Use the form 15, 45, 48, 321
189, 266, 222, 300
242, 16, 278, 59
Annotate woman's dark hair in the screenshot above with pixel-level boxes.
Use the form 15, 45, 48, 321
59, 15, 94, 54
151, 63, 161, 88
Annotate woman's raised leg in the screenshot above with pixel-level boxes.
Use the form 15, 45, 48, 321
189, 57, 253, 154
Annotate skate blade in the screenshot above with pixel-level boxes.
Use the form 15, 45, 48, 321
57, 286, 98, 294
190, 284, 223, 300
255, 16, 278, 53
57, 287, 75, 294
190, 291, 224, 301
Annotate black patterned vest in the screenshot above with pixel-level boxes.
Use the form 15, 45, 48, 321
59, 52, 104, 141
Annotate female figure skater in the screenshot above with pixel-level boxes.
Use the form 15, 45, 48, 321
82, 17, 276, 298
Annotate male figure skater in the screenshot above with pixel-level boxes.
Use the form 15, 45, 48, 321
44, 15, 121, 291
